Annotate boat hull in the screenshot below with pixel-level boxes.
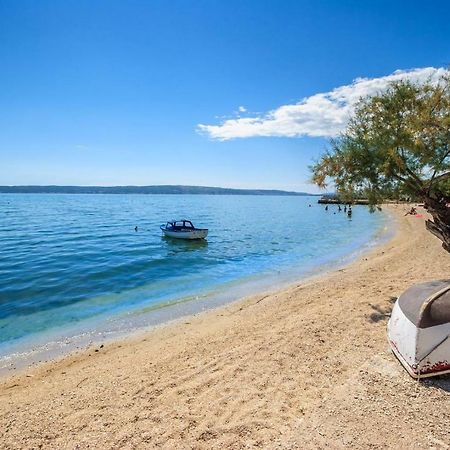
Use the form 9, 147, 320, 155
388, 298, 450, 378
162, 229, 208, 240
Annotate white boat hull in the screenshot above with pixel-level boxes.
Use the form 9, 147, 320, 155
162, 229, 208, 240
388, 288, 450, 378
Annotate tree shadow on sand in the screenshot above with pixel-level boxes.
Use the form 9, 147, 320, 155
367, 296, 398, 323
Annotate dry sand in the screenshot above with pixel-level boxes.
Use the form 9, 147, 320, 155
1, 205, 450, 449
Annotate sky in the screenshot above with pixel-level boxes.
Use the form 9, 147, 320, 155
0, 0, 449, 192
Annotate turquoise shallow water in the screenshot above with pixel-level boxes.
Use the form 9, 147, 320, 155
0, 194, 389, 365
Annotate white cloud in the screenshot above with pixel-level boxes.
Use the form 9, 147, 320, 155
198, 67, 448, 140
238, 106, 247, 113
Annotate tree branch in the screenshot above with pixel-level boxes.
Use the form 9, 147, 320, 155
391, 172, 423, 193
427, 170, 450, 187
398, 147, 425, 188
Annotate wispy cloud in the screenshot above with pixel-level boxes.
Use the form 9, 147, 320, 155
198, 67, 448, 140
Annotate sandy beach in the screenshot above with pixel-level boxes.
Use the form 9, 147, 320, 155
1, 205, 450, 449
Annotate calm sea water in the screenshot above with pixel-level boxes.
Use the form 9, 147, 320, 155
0, 194, 389, 367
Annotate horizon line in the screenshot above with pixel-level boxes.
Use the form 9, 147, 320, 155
0, 184, 324, 196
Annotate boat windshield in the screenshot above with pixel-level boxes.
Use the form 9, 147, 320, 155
167, 221, 195, 229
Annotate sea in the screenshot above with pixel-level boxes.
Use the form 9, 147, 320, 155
0, 194, 391, 372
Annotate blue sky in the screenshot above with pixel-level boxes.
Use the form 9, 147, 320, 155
0, 1, 449, 192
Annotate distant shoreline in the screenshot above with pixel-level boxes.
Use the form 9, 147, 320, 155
0, 185, 318, 196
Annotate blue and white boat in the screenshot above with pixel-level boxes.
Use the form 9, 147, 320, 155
160, 220, 208, 240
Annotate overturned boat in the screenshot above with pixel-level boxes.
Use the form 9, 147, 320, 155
160, 220, 208, 240
388, 280, 450, 378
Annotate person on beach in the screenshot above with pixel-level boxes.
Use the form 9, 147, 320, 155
325, 205, 328, 211
347, 206, 352, 217
338, 205, 342, 212
405, 207, 417, 216
344, 205, 347, 213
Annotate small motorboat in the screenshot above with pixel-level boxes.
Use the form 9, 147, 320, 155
160, 220, 208, 240
387, 280, 450, 378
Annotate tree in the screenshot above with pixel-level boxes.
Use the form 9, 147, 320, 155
311, 74, 450, 251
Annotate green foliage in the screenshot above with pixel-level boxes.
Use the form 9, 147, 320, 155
311, 74, 450, 204
436, 177, 450, 198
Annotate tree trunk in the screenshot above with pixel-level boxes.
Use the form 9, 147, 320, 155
423, 194, 450, 253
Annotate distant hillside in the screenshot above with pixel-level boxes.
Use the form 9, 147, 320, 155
0, 185, 317, 196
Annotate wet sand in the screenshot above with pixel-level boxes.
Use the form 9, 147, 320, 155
1, 205, 450, 449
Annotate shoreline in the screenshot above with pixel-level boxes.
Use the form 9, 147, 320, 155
2, 204, 450, 448
0, 208, 392, 378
